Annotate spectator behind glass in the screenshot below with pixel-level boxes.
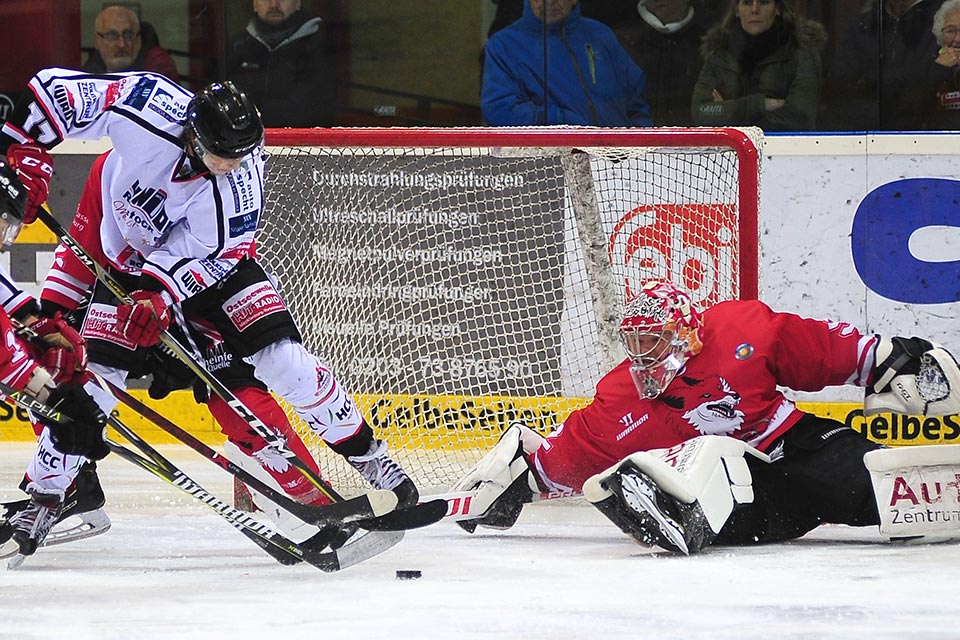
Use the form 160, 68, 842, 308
487, 0, 639, 37
83, 6, 180, 83
923, 0, 960, 128
227, 0, 336, 127
614, 1, 716, 126
481, 0, 653, 126
827, 0, 943, 131
691, 0, 827, 131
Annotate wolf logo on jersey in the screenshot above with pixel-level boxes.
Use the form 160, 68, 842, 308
663, 374, 745, 437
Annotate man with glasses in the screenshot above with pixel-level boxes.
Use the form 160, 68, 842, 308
82, 5, 180, 84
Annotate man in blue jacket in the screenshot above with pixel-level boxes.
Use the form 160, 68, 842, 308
482, 0, 653, 126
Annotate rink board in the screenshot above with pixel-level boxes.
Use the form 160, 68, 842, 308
0, 390, 957, 449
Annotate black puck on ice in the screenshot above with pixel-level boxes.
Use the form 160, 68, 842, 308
396, 570, 422, 580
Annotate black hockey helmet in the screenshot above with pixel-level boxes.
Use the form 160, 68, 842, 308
0, 159, 27, 245
187, 81, 264, 159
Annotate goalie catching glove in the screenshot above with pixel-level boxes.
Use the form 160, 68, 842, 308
582, 436, 767, 554
866, 337, 960, 417
37, 383, 110, 460
116, 289, 172, 347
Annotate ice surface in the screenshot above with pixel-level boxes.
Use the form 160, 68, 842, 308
1, 442, 957, 640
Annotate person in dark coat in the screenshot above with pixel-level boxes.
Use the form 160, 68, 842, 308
227, 0, 337, 127
691, 0, 828, 131
827, 0, 945, 131
614, 0, 717, 126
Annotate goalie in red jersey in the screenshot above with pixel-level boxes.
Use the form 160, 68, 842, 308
454, 281, 960, 554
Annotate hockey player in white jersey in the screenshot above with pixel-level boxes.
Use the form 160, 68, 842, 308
0, 69, 418, 553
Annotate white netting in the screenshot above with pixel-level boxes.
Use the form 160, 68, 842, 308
256, 127, 761, 494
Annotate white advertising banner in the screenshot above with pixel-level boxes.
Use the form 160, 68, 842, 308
762, 134, 960, 401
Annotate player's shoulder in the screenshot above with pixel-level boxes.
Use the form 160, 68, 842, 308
703, 299, 776, 329
706, 298, 772, 316
105, 73, 193, 128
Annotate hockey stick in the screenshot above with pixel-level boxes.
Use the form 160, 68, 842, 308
35, 205, 345, 502
0, 381, 402, 570
103, 415, 403, 570
8, 318, 415, 530
99, 375, 447, 531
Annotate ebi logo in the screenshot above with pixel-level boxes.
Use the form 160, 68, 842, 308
608, 204, 738, 306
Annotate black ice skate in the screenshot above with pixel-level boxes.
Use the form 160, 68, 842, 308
348, 439, 419, 509
0, 462, 111, 562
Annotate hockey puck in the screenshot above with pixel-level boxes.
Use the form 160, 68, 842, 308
396, 570, 422, 580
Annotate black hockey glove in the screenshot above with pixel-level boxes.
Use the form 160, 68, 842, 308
39, 383, 110, 460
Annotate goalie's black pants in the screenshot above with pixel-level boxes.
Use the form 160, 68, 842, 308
714, 414, 882, 546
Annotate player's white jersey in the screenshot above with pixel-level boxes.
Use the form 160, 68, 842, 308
1, 68, 265, 303
0, 265, 33, 317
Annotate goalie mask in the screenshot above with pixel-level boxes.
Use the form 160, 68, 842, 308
0, 160, 27, 246
620, 282, 703, 399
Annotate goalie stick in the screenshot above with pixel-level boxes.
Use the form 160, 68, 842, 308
98, 375, 447, 532
0, 381, 403, 571
35, 205, 340, 502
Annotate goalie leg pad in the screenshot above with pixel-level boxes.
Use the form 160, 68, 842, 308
864, 445, 960, 541
452, 422, 543, 533
583, 436, 764, 554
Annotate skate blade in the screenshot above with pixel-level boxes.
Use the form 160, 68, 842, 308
42, 509, 111, 547
0, 539, 17, 560
0, 509, 112, 560
7, 554, 25, 570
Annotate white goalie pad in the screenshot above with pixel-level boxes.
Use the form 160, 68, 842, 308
583, 436, 769, 535
864, 445, 960, 541
450, 423, 543, 520
866, 342, 960, 417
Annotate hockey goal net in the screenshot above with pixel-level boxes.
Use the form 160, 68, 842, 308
257, 127, 761, 495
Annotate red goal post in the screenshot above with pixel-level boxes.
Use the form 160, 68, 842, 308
257, 126, 761, 493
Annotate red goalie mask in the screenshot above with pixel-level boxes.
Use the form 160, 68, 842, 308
620, 282, 703, 399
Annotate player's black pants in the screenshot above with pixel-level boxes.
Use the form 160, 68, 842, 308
715, 414, 882, 546
81, 258, 300, 397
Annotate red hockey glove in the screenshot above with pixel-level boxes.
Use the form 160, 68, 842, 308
23, 313, 88, 384
116, 290, 172, 347
6, 143, 54, 224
